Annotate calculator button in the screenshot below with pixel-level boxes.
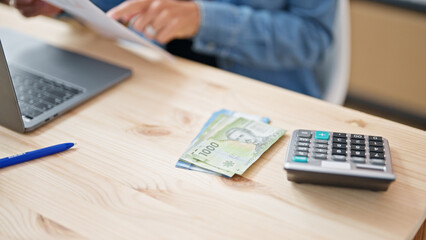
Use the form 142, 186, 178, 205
321, 161, 351, 169
332, 155, 347, 161
295, 151, 308, 157
351, 139, 365, 145
333, 132, 347, 138
298, 137, 310, 142
332, 149, 346, 156
332, 143, 346, 149
368, 136, 383, 142
333, 137, 346, 143
351, 134, 365, 140
314, 140, 328, 144
351, 150, 366, 157
298, 130, 312, 138
313, 154, 327, 160
370, 159, 386, 165
370, 146, 384, 153
314, 148, 327, 154
314, 144, 328, 149
351, 157, 366, 163
356, 164, 385, 171
297, 142, 309, 147
370, 152, 385, 159
351, 145, 365, 151
369, 141, 384, 147
296, 147, 309, 152
315, 131, 329, 140
293, 156, 308, 163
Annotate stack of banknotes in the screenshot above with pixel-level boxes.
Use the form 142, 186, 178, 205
176, 109, 286, 177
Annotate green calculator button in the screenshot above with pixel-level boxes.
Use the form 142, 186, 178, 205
315, 131, 329, 140
293, 156, 308, 163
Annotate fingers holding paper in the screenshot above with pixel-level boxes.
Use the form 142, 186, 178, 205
106, 0, 152, 23
107, 0, 200, 44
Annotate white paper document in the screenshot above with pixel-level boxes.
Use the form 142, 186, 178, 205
43, 0, 174, 61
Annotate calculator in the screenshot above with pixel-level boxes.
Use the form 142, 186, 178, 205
284, 130, 395, 191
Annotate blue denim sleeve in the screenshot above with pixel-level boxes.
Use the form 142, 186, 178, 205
193, 0, 336, 70
90, 0, 126, 12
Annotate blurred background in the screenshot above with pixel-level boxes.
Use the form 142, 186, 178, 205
344, 0, 426, 130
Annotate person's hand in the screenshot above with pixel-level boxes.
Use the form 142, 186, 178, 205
9, 0, 62, 17
107, 0, 200, 44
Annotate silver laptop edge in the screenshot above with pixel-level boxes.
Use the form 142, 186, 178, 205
0, 28, 132, 133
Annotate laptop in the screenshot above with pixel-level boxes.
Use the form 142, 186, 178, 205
0, 28, 132, 133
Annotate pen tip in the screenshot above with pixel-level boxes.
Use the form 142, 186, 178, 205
66, 142, 76, 148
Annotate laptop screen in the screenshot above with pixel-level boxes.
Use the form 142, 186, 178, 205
0, 40, 25, 132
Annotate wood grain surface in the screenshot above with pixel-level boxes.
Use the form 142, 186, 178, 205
0, 5, 425, 240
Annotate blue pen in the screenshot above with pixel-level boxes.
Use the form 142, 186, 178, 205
0, 143, 75, 168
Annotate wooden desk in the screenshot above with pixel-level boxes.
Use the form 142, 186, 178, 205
0, 5, 425, 240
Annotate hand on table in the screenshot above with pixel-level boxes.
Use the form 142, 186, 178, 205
107, 0, 200, 44
9, 0, 61, 17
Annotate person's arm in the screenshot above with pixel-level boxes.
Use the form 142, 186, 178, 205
7, 0, 61, 17
193, 0, 336, 69
8, 0, 124, 18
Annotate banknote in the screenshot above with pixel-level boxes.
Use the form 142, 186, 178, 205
175, 160, 229, 177
179, 113, 239, 177
188, 118, 285, 175
176, 109, 270, 176
193, 109, 270, 140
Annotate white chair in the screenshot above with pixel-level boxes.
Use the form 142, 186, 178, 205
315, 0, 351, 105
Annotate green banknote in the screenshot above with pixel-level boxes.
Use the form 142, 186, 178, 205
178, 114, 240, 177
188, 118, 286, 175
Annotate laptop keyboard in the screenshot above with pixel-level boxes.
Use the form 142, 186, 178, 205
10, 67, 83, 119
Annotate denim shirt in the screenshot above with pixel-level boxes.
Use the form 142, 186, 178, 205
92, 0, 336, 98
91, 0, 125, 12
193, 0, 336, 98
